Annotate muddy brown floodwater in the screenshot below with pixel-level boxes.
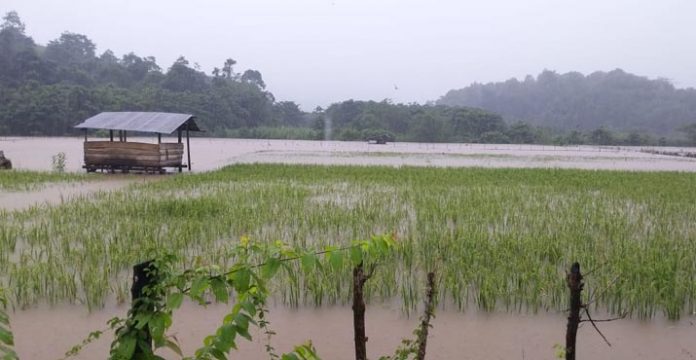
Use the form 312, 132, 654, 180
2, 136, 696, 172
9, 303, 696, 359
0, 177, 154, 211
3, 136, 696, 359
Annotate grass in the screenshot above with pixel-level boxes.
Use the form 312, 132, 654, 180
2, 164, 695, 319
0, 170, 86, 191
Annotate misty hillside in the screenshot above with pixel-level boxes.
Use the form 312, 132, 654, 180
437, 69, 696, 135
0, 11, 306, 136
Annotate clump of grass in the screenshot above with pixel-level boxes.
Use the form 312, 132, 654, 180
2, 164, 696, 320
0, 170, 86, 191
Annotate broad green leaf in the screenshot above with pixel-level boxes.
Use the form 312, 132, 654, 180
241, 300, 257, 317
116, 335, 137, 359
190, 276, 209, 299
263, 257, 281, 279
133, 312, 152, 330
329, 251, 344, 270
233, 268, 251, 293
301, 253, 316, 273
166, 292, 184, 310
350, 246, 363, 265
210, 277, 230, 303
149, 312, 167, 341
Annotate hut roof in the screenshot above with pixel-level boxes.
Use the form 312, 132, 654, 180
74, 112, 202, 134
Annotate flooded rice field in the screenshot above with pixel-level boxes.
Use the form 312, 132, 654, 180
2, 136, 696, 359
2, 136, 696, 172
0, 177, 151, 211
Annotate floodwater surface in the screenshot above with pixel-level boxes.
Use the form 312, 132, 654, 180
2, 136, 695, 172
0, 177, 154, 211
9, 303, 696, 359
3, 136, 696, 359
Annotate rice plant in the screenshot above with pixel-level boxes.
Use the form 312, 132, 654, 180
2, 164, 695, 320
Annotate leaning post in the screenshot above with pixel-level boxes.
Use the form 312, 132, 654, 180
565, 262, 583, 360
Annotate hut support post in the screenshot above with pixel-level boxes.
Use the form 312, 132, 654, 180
186, 121, 191, 172
124, 131, 127, 142
83, 129, 87, 142
177, 130, 183, 173
109, 130, 114, 142
157, 133, 161, 144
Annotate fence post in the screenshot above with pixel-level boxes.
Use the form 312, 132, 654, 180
352, 262, 370, 360
416, 272, 436, 360
131, 260, 156, 356
565, 262, 583, 360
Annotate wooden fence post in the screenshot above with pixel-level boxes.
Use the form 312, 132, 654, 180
131, 260, 156, 356
416, 272, 436, 360
565, 262, 583, 360
353, 262, 371, 360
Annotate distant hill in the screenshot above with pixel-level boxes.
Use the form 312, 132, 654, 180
437, 69, 696, 136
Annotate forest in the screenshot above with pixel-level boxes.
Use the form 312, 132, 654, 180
438, 69, 696, 138
1, 11, 695, 146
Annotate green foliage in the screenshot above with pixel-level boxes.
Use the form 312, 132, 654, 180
0, 169, 84, 190
0, 288, 18, 360
324, 100, 509, 143
0, 11, 304, 137
95, 235, 393, 359
3, 164, 696, 320
281, 342, 320, 360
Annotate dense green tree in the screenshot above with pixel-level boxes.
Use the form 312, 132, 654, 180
44, 32, 96, 66
241, 69, 265, 89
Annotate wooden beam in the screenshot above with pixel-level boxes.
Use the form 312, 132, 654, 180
178, 130, 183, 172
109, 130, 114, 142
186, 121, 191, 172
158, 133, 161, 144
83, 129, 88, 142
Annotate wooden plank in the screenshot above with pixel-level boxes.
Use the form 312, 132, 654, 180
84, 141, 183, 168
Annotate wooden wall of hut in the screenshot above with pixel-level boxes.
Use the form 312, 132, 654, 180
84, 141, 184, 168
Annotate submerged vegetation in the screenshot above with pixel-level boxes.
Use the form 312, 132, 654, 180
0, 169, 84, 190
1, 164, 695, 320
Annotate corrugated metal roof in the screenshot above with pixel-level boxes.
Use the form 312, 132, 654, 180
74, 112, 202, 134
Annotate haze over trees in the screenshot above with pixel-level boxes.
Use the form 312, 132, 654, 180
0, 11, 287, 136
1, 11, 695, 146
438, 69, 696, 137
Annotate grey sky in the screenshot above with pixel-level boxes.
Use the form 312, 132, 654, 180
4, 0, 696, 110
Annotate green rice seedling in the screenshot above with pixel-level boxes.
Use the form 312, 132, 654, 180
1, 164, 695, 320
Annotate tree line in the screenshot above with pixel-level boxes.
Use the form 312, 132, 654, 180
1, 11, 694, 146
437, 69, 696, 142
0, 11, 302, 136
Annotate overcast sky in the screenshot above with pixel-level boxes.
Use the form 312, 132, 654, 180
4, 0, 696, 110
